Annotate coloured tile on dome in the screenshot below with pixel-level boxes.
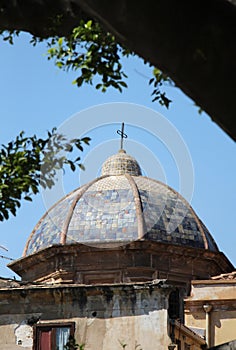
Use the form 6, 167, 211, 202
24, 154, 218, 256
25, 189, 82, 255
67, 187, 138, 243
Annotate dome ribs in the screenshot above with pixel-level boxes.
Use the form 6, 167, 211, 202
60, 175, 109, 245
22, 152, 219, 258
141, 176, 210, 250
22, 185, 82, 257
125, 174, 146, 239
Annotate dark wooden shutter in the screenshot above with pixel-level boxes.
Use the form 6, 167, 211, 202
39, 327, 52, 350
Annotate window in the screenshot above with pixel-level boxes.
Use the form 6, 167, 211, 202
168, 289, 180, 319
34, 323, 74, 350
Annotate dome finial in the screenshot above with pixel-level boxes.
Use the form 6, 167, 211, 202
117, 122, 127, 151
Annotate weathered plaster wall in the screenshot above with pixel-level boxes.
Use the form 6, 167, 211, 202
0, 315, 33, 349
74, 311, 169, 349
185, 281, 236, 347
0, 282, 172, 349
188, 282, 236, 300
212, 313, 236, 346
185, 310, 236, 347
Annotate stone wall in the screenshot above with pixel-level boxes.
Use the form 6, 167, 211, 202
0, 280, 172, 350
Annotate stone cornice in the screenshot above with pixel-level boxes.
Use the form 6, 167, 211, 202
185, 299, 236, 312
191, 279, 236, 285
9, 241, 234, 271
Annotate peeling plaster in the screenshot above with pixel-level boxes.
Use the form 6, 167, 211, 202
14, 321, 33, 347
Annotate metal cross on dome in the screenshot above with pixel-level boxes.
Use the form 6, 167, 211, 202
117, 122, 127, 150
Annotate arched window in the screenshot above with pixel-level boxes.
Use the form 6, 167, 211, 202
168, 289, 180, 319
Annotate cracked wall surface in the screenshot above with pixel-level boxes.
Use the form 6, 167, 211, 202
0, 281, 172, 349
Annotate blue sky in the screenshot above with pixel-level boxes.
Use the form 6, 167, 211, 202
0, 32, 235, 278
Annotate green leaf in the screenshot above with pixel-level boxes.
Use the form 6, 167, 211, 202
68, 161, 76, 172
79, 164, 85, 171
58, 37, 63, 46
0, 128, 90, 221
81, 137, 91, 145
86, 20, 93, 28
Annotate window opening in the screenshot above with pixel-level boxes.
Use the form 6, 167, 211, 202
168, 289, 180, 319
34, 323, 74, 350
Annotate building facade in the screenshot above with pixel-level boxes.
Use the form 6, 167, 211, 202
0, 149, 235, 349
185, 272, 236, 348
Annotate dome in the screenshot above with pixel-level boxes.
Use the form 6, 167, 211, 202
23, 151, 218, 257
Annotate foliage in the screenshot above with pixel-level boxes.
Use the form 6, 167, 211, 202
0, 19, 174, 221
44, 20, 172, 107
64, 335, 85, 350
0, 20, 172, 108
149, 67, 173, 108
0, 128, 90, 221
0, 29, 20, 45
119, 340, 127, 349
119, 340, 143, 349
46, 20, 130, 94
